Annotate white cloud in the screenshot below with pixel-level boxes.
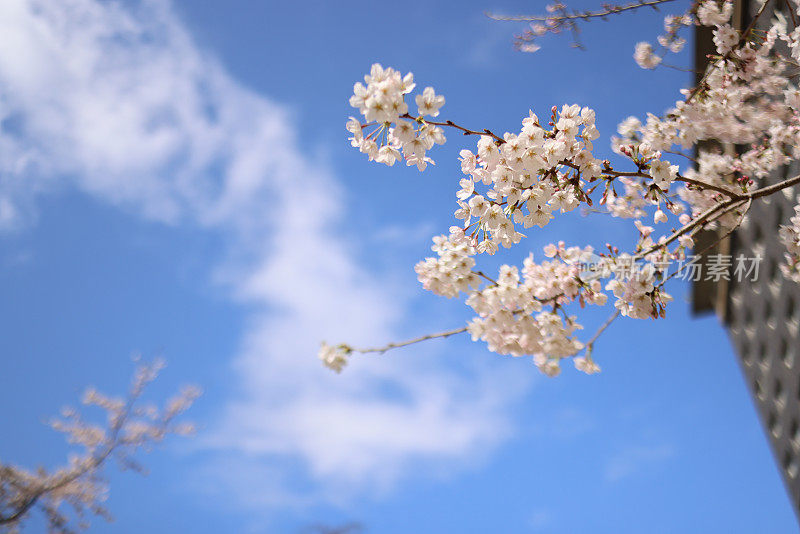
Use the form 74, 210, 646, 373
0, 0, 529, 507
604, 443, 674, 482
527, 508, 553, 531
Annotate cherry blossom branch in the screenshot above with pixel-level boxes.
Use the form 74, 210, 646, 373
637, 198, 737, 259
599, 166, 741, 198
747, 171, 800, 200
0, 361, 199, 531
383, 108, 756, 207
488, 0, 678, 22
488, 0, 680, 50
638, 172, 800, 261
363, 174, 791, 364
398, 112, 743, 202
341, 54, 800, 376
0, 494, 35, 526
676, 175, 741, 198
382, 173, 792, 366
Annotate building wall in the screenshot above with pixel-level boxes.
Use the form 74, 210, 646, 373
693, 0, 800, 513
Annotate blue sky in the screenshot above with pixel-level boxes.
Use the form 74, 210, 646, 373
0, 0, 797, 532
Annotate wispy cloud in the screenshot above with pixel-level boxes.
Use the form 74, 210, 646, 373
0, 0, 529, 508
543, 406, 597, 440
463, 23, 512, 69
527, 507, 553, 531
604, 443, 674, 482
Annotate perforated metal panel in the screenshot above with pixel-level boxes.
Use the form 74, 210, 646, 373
724, 162, 800, 511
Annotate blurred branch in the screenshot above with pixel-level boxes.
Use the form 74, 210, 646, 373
0, 359, 200, 533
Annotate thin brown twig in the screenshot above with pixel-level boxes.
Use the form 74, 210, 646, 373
583, 310, 621, 356
588, 166, 740, 199
784, 0, 799, 28
487, 0, 677, 22
633, 170, 800, 260
659, 62, 703, 73
748, 171, 800, 199
637, 198, 736, 259
400, 113, 505, 144
663, 150, 698, 164
348, 326, 469, 355
675, 175, 741, 198
656, 197, 751, 288
474, 270, 498, 285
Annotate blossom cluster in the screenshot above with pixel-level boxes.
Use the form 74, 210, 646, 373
604, 259, 672, 319
634, 13, 692, 68
453, 105, 600, 253
318, 342, 351, 373
347, 64, 446, 170
414, 230, 481, 298
413, 227, 675, 375
0, 360, 199, 532
780, 197, 800, 283
464, 242, 608, 376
